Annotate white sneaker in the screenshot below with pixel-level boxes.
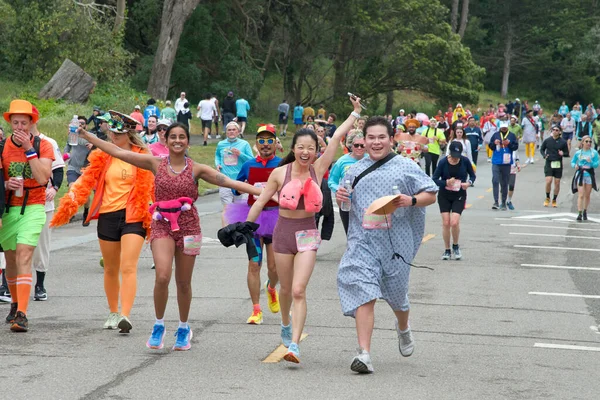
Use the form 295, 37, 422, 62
207, 135, 212, 139
215, 135, 221, 139
103, 312, 120, 330
351, 348, 374, 373
395, 320, 414, 357
525, 159, 530, 164
530, 158, 535, 164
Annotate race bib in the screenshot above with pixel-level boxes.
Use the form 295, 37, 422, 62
551, 161, 561, 169
502, 152, 511, 164
253, 182, 266, 200
183, 234, 202, 256
295, 229, 321, 252
362, 213, 392, 230
445, 180, 462, 192
223, 149, 238, 166
428, 137, 435, 144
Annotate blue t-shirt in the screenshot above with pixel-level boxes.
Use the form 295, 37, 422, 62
293, 106, 304, 120
235, 99, 250, 118
143, 105, 161, 126
214, 139, 254, 179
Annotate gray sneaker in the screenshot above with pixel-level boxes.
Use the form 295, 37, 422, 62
351, 348, 374, 373
118, 316, 133, 334
103, 312, 120, 330
452, 245, 462, 260
395, 320, 414, 357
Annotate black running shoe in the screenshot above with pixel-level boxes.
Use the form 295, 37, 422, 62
6, 303, 18, 324
34, 286, 48, 301
0, 285, 11, 303
583, 210, 588, 221
10, 311, 28, 332
577, 213, 583, 221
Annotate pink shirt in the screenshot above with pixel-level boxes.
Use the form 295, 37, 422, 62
149, 142, 169, 158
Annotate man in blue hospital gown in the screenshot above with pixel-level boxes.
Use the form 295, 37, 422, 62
336, 116, 438, 374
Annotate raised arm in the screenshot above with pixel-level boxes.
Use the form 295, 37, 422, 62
314, 96, 362, 176
78, 128, 159, 174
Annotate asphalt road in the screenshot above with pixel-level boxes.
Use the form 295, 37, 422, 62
2, 148, 599, 400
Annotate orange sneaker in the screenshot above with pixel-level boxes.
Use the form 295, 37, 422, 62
552, 200, 557, 208
543, 198, 550, 207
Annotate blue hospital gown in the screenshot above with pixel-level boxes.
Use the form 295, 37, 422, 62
337, 155, 438, 317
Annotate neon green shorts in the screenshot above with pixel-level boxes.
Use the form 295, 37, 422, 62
0, 205, 46, 250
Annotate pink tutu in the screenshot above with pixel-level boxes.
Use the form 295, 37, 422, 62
224, 203, 278, 238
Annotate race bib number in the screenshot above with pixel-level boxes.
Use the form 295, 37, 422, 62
183, 235, 202, 256
295, 229, 321, 252
445, 180, 462, 192
502, 152, 511, 164
362, 213, 392, 230
223, 149, 238, 166
253, 182, 266, 200
551, 161, 561, 169
428, 137, 435, 144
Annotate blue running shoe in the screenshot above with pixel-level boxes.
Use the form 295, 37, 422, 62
281, 322, 292, 347
283, 342, 300, 363
146, 323, 166, 349
173, 326, 193, 351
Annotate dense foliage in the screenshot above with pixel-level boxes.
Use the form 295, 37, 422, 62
0, 0, 597, 110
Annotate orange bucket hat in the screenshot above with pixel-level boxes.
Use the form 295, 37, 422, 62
3, 99, 39, 124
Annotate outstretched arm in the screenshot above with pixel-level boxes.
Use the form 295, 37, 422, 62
194, 163, 261, 197
78, 128, 159, 174
314, 96, 363, 177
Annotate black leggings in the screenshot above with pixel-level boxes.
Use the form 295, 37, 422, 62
424, 152, 440, 177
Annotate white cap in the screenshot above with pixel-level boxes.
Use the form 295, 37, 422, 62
399, 109, 405, 113
515, 98, 520, 102
134, 105, 141, 110
157, 118, 171, 127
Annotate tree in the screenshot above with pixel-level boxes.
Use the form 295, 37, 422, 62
457, 0, 469, 39
147, 0, 200, 99
113, 0, 125, 33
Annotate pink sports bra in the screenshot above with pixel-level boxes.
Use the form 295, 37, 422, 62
278, 163, 323, 212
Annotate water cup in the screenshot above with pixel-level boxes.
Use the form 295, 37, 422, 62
14, 176, 24, 197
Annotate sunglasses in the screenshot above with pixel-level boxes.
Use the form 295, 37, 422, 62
257, 138, 275, 145
158, 127, 167, 131
353, 143, 365, 148
109, 119, 124, 131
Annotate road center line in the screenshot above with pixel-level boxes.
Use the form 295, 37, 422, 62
515, 244, 600, 252
486, 188, 492, 193
465, 204, 472, 209
510, 232, 600, 240
263, 333, 308, 363
534, 343, 600, 352
529, 292, 600, 299
501, 224, 600, 232
521, 264, 600, 271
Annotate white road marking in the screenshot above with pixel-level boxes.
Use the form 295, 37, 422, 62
501, 224, 600, 232
529, 292, 600, 299
521, 264, 600, 271
512, 212, 574, 220
534, 343, 600, 352
515, 244, 600, 252
510, 232, 600, 240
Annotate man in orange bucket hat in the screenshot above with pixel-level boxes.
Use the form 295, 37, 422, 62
1, 100, 55, 332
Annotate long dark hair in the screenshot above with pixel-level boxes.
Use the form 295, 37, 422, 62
279, 128, 319, 166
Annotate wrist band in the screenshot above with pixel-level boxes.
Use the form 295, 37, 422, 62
26, 152, 38, 161
351, 111, 361, 119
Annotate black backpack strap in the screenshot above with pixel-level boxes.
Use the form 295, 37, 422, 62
352, 152, 397, 189
3, 135, 44, 215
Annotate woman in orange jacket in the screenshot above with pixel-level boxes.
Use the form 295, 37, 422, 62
51, 111, 154, 334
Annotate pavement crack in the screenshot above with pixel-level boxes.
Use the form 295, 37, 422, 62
80, 320, 216, 400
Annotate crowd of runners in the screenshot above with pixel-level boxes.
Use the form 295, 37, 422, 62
0, 94, 598, 374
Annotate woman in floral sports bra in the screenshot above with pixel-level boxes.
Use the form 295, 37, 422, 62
71, 122, 260, 351
246, 95, 363, 363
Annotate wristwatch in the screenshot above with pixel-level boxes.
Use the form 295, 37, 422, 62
411, 196, 417, 206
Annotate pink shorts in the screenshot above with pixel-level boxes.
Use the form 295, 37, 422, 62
272, 215, 317, 255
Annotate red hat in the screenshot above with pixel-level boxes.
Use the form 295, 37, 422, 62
257, 123, 277, 136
